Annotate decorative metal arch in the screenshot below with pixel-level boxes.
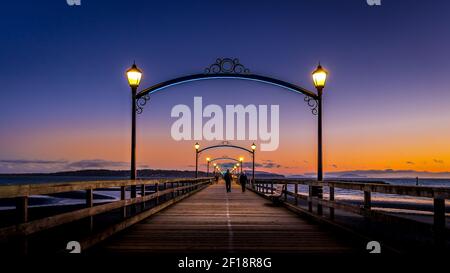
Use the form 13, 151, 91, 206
198, 144, 253, 155
209, 157, 241, 163
135, 58, 319, 115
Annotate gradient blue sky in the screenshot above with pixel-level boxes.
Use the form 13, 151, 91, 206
1, 0, 450, 176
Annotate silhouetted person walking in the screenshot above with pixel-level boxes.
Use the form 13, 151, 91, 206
215, 173, 219, 183
224, 169, 232, 192
239, 172, 248, 192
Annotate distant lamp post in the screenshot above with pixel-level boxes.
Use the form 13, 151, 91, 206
213, 163, 217, 175
251, 143, 256, 184
194, 142, 200, 178
239, 157, 244, 173
126, 62, 142, 198
206, 157, 211, 177
312, 63, 328, 215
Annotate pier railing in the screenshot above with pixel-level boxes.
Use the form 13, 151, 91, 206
0, 177, 213, 253
252, 179, 449, 247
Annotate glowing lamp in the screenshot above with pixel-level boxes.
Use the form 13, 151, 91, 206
312, 63, 328, 90
126, 63, 142, 88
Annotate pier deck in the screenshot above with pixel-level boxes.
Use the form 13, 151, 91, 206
95, 181, 359, 254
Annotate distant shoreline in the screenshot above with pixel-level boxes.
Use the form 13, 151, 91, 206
2, 168, 450, 181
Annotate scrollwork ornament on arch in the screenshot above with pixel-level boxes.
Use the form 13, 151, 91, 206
204, 58, 250, 75
304, 96, 318, 115
136, 94, 150, 114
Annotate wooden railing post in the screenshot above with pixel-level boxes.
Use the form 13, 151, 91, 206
16, 196, 28, 255
121, 186, 126, 218
364, 190, 371, 210
141, 184, 145, 196
16, 196, 28, 224
433, 195, 445, 247
141, 184, 146, 211
284, 183, 287, 201
308, 186, 313, 212
271, 181, 274, 194
86, 188, 93, 231
329, 186, 335, 220
295, 184, 298, 205
155, 183, 159, 205
164, 182, 167, 202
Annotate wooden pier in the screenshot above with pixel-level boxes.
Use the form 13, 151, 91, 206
94, 181, 358, 254
0, 177, 448, 255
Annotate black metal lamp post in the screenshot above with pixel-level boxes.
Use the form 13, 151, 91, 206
251, 143, 256, 184
206, 157, 211, 177
194, 142, 200, 178
239, 157, 244, 173
312, 63, 328, 215
126, 63, 142, 198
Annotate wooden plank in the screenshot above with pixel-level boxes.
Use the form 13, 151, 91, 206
80, 182, 209, 251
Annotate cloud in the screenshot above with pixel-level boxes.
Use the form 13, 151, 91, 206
65, 159, 129, 169
254, 160, 282, 169
406, 161, 415, 165
433, 159, 444, 164
303, 169, 450, 179
217, 160, 282, 170
331, 164, 338, 168
0, 159, 69, 173
0, 158, 150, 174
0, 159, 68, 165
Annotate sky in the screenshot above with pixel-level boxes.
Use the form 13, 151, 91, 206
1, 0, 450, 177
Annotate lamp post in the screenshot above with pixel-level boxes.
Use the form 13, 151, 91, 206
213, 163, 217, 176
251, 143, 256, 184
194, 142, 200, 178
312, 63, 328, 215
239, 157, 244, 173
126, 62, 142, 198
236, 163, 240, 174
206, 157, 211, 177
